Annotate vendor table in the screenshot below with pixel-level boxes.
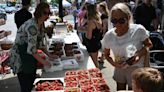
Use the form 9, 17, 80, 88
41, 29, 96, 78
33, 25, 111, 92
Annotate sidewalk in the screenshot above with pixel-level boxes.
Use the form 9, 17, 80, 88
0, 14, 116, 92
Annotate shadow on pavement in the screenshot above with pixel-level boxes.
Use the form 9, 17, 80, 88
0, 76, 20, 92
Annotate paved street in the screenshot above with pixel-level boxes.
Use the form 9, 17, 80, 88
0, 14, 116, 92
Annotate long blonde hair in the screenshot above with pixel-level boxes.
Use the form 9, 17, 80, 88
86, 4, 100, 21
110, 3, 134, 24
99, 2, 109, 16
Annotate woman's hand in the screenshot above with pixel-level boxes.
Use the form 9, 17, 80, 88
126, 55, 140, 65
0, 19, 6, 25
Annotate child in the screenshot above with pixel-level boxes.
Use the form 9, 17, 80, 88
131, 67, 163, 92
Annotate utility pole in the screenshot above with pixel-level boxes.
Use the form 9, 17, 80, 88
59, 0, 63, 22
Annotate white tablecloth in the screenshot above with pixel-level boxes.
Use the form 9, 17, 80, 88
41, 32, 96, 78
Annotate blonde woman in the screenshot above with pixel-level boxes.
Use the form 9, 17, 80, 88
98, 1, 109, 37
98, 2, 110, 63
102, 3, 152, 90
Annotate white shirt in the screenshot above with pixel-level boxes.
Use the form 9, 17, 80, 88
102, 24, 149, 67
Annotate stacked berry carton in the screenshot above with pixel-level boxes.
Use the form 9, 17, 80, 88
64, 68, 110, 92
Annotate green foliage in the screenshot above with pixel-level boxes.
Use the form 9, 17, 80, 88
50, 0, 60, 6
51, 0, 60, 4
6, 1, 16, 6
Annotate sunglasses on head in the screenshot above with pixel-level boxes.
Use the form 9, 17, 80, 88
43, 11, 52, 15
111, 18, 127, 24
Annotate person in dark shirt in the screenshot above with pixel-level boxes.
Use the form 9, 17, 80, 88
134, 0, 158, 32
14, 0, 32, 29
98, 2, 109, 63
82, 4, 102, 68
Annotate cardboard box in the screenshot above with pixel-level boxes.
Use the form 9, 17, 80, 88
32, 78, 64, 92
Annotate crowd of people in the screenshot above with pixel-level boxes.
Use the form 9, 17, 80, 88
75, 0, 164, 91
0, 0, 164, 92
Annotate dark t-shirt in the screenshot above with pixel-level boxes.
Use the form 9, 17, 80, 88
83, 27, 102, 53
14, 8, 32, 29
134, 3, 156, 31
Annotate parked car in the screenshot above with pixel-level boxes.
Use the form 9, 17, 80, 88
5, 6, 17, 14
0, 8, 7, 20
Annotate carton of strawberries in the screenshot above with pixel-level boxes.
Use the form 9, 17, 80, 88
64, 68, 110, 92
33, 78, 64, 92
33, 68, 110, 92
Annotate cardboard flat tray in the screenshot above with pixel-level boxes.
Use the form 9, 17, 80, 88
32, 78, 64, 92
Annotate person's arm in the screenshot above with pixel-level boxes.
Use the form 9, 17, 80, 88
152, 7, 158, 31
77, 18, 87, 32
33, 53, 50, 66
152, 18, 158, 31
86, 20, 94, 39
39, 26, 59, 60
104, 48, 126, 68
104, 48, 115, 66
135, 38, 153, 67
27, 26, 51, 67
102, 18, 108, 36
42, 47, 59, 60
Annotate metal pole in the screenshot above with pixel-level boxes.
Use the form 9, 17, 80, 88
59, 0, 63, 22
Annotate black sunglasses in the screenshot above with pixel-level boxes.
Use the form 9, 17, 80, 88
111, 18, 127, 24
43, 11, 52, 15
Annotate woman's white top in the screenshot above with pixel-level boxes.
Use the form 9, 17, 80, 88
101, 24, 149, 67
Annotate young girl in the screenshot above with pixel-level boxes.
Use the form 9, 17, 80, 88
132, 67, 163, 92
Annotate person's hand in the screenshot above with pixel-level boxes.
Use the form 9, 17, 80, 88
131, 55, 140, 65
0, 19, 6, 25
0, 30, 5, 39
126, 55, 140, 65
